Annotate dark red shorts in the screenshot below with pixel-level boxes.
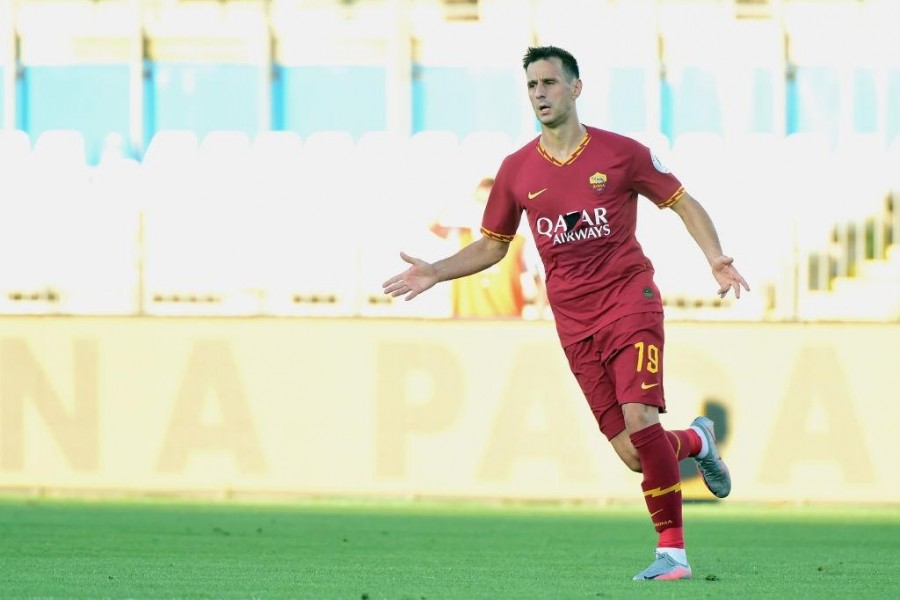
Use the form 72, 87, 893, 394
563, 311, 666, 441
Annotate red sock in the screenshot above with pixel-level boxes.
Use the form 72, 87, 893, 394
631, 423, 684, 549
665, 429, 702, 461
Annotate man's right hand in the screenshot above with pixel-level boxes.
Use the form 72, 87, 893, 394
382, 252, 439, 301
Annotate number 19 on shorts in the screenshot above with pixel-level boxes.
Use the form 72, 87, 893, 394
633, 341, 659, 373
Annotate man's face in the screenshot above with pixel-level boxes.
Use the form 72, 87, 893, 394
526, 57, 581, 128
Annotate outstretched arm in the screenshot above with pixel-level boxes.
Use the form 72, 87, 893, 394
382, 236, 510, 301
670, 192, 750, 299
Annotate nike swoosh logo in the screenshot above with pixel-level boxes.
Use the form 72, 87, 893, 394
527, 188, 547, 200
641, 382, 659, 390
650, 509, 664, 518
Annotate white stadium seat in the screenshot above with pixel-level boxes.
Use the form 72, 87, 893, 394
32, 129, 87, 171
0, 129, 32, 167
0, 130, 33, 207
142, 129, 199, 168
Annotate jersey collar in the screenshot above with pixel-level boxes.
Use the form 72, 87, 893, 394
537, 129, 591, 166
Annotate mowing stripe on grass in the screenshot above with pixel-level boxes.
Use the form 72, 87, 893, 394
0, 497, 897, 599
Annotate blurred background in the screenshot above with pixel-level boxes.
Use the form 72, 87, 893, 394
0, 0, 898, 320
0, 0, 898, 505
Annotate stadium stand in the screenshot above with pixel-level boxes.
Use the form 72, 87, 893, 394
0, 0, 898, 321
354, 130, 455, 318
262, 130, 359, 316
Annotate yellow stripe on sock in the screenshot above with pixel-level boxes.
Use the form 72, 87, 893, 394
643, 482, 682, 498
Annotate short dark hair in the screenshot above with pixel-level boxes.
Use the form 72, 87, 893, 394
522, 46, 580, 81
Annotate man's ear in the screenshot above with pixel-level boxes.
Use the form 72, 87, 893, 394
572, 78, 583, 99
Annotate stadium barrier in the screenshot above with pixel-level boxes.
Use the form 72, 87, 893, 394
0, 316, 897, 505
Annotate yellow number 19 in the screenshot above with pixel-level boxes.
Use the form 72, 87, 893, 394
634, 341, 659, 373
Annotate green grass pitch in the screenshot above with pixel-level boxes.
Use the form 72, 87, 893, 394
1, 496, 898, 599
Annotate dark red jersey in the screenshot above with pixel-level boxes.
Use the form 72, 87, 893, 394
481, 126, 684, 347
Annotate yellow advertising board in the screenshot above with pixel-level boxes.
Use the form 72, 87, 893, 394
0, 317, 897, 504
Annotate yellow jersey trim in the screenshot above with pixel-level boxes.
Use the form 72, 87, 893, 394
659, 186, 685, 209
480, 227, 515, 243
537, 131, 591, 166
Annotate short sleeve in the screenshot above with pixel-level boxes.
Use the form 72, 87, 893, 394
480, 156, 523, 242
630, 142, 685, 209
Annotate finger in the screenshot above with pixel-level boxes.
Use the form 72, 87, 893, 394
733, 281, 741, 299
382, 274, 403, 289
383, 278, 407, 294
395, 282, 412, 297
400, 251, 419, 266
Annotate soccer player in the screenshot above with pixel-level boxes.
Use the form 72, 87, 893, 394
382, 45, 748, 581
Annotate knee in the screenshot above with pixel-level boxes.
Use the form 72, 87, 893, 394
623, 414, 657, 435
622, 403, 660, 434
621, 450, 643, 473
610, 427, 645, 473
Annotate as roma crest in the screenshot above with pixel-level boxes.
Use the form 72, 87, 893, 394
589, 172, 607, 193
